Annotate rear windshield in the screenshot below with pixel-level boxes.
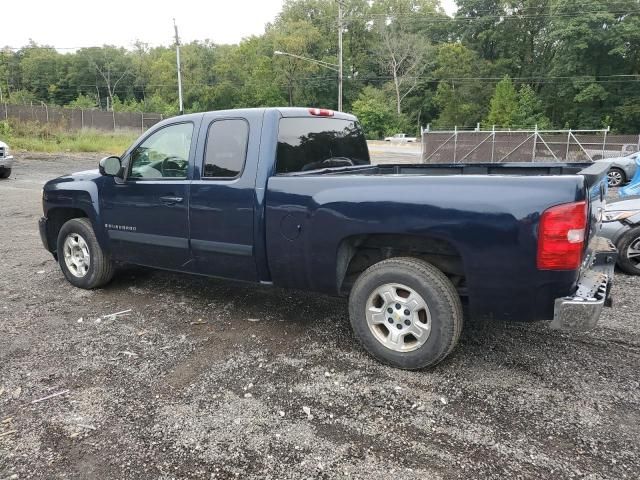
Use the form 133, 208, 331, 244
276, 117, 370, 174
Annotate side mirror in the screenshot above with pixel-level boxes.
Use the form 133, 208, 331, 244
99, 156, 122, 177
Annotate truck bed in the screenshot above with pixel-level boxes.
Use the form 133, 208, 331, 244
290, 162, 608, 189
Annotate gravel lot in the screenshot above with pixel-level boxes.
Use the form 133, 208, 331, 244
1, 153, 639, 479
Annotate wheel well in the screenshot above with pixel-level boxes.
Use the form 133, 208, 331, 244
337, 234, 466, 295
46, 208, 88, 253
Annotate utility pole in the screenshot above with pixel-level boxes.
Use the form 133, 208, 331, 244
337, 0, 344, 112
173, 18, 184, 115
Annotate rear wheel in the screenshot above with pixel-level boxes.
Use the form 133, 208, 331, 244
57, 218, 115, 289
608, 167, 626, 187
617, 227, 640, 275
348, 257, 463, 369
0, 168, 11, 179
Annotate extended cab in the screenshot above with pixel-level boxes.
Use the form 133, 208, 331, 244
39, 108, 616, 369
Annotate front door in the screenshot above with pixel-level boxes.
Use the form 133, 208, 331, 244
101, 121, 198, 270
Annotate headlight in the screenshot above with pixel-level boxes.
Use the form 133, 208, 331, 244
603, 210, 640, 222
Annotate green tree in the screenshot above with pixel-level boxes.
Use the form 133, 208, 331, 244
485, 75, 518, 127
351, 86, 408, 138
433, 43, 490, 128
19, 44, 65, 104
512, 84, 550, 128
371, 0, 439, 114
66, 94, 97, 109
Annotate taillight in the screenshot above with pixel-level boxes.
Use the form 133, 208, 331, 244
537, 201, 587, 270
308, 108, 334, 117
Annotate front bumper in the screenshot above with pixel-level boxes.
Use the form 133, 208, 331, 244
551, 237, 617, 331
0, 155, 15, 168
39, 216, 51, 252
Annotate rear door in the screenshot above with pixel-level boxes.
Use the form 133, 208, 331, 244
188, 111, 263, 281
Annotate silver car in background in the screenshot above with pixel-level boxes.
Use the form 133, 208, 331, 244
596, 152, 639, 187
602, 196, 640, 275
0, 140, 14, 179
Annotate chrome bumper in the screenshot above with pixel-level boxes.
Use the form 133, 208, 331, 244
551, 237, 617, 331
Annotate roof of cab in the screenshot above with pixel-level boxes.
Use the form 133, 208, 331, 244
160, 107, 356, 123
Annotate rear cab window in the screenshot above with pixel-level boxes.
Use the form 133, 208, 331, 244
203, 119, 249, 179
276, 117, 370, 174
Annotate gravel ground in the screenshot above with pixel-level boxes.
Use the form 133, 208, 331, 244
1, 153, 639, 479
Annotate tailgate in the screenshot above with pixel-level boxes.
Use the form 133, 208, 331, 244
579, 162, 609, 246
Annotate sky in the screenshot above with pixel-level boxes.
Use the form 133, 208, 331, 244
2, 0, 458, 50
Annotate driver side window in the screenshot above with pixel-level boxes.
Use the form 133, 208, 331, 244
129, 122, 194, 179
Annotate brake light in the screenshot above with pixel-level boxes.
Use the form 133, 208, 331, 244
537, 201, 588, 270
308, 108, 334, 117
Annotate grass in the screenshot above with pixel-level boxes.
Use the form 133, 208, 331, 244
1, 121, 138, 155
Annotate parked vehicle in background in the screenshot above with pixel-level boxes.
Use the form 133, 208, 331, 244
39, 107, 616, 370
0, 140, 14, 179
588, 143, 637, 161
594, 152, 639, 187
384, 133, 417, 143
602, 196, 640, 275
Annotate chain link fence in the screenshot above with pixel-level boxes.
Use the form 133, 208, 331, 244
0, 103, 165, 132
421, 127, 640, 164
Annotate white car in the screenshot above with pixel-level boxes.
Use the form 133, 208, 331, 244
0, 140, 14, 179
384, 133, 417, 143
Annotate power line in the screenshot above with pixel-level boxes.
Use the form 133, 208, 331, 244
361, 9, 640, 22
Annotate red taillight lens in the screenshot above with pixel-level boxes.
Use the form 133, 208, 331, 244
537, 201, 587, 270
308, 108, 334, 117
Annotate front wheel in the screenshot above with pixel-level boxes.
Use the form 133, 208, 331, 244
57, 218, 115, 289
0, 167, 11, 179
608, 167, 626, 187
617, 227, 640, 275
348, 257, 463, 369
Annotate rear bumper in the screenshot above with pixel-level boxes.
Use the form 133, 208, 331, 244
551, 237, 617, 331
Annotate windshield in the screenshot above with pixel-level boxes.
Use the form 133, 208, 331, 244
276, 117, 370, 174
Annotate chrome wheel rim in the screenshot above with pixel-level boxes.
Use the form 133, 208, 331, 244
608, 170, 623, 187
365, 283, 432, 352
627, 236, 640, 268
63, 233, 91, 278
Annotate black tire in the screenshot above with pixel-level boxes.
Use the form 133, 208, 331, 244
608, 167, 626, 187
0, 168, 11, 179
617, 226, 640, 276
348, 257, 463, 370
56, 218, 115, 289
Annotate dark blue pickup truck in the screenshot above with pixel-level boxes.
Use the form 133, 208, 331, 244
39, 107, 616, 369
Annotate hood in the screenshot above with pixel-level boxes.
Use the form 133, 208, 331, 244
606, 196, 640, 211
598, 156, 637, 165
0, 140, 8, 148
44, 168, 102, 188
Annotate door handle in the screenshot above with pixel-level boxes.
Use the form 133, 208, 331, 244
160, 196, 184, 205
